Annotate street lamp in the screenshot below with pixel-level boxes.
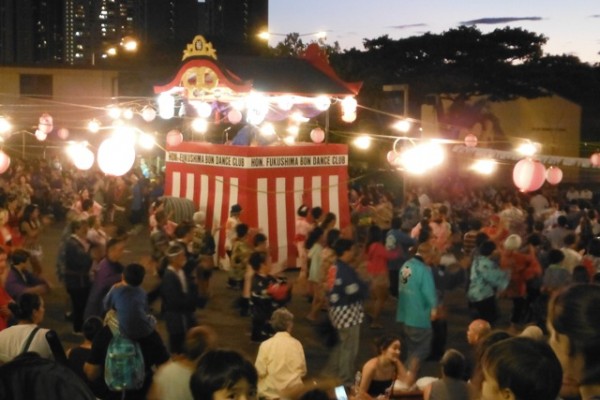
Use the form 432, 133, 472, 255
91, 36, 138, 66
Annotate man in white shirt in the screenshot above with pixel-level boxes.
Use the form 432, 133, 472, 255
255, 308, 306, 399
529, 191, 549, 217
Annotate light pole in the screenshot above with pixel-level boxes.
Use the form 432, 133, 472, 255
91, 36, 138, 66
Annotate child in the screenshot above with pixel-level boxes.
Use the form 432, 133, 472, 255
66, 316, 104, 397
103, 263, 157, 340
249, 251, 286, 342
481, 337, 562, 400
306, 227, 324, 303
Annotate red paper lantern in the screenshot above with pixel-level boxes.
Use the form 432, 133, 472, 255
464, 134, 478, 147
591, 153, 600, 167
513, 159, 546, 192
310, 127, 325, 143
545, 166, 563, 185
0, 150, 10, 174
166, 130, 183, 147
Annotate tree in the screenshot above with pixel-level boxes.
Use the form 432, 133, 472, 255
269, 33, 340, 58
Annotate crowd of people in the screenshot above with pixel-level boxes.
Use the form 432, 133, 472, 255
0, 155, 600, 399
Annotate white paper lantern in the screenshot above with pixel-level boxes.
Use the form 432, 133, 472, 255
38, 113, 53, 134
0, 150, 10, 174
227, 109, 242, 124
158, 93, 175, 119
314, 96, 331, 111
141, 106, 157, 122
73, 147, 95, 170
590, 153, 600, 167
310, 127, 325, 143
194, 102, 213, 119
97, 137, 135, 176
342, 112, 357, 123
35, 129, 47, 141
166, 130, 183, 147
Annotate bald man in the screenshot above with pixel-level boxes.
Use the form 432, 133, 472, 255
466, 319, 491, 346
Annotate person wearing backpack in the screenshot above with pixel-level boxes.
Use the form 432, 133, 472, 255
83, 311, 170, 400
103, 263, 157, 340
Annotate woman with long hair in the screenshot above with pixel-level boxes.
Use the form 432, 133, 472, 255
358, 335, 409, 399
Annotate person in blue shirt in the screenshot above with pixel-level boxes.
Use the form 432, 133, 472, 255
386, 216, 416, 297
467, 240, 510, 325
103, 263, 156, 340
396, 242, 438, 382
327, 238, 369, 387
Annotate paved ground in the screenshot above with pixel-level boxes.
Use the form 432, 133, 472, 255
39, 221, 513, 384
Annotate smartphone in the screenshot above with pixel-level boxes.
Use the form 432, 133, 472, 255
334, 385, 348, 400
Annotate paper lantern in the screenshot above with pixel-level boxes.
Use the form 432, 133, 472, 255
341, 112, 356, 123
227, 109, 242, 124
513, 159, 546, 192
546, 166, 563, 185
591, 153, 600, 167
141, 106, 157, 122
57, 128, 69, 140
73, 147, 95, 170
166, 130, 183, 147
310, 127, 325, 143
38, 113, 53, 134
97, 137, 135, 176
387, 151, 398, 164
464, 134, 478, 147
34, 129, 47, 141
0, 150, 10, 174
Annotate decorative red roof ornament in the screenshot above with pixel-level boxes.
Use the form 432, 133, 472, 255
301, 43, 362, 95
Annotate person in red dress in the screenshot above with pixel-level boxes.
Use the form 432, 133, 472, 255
0, 247, 14, 331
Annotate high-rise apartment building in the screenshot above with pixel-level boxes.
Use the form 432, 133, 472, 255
0, 0, 268, 66
0, 0, 64, 65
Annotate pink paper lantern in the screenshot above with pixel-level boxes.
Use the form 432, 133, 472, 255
591, 153, 600, 167
227, 109, 242, 124
386, 151, 397, 164
57, 128, 69, 140
0, 150, 10, 174
545, 166, 563, 185
166, 130, 183, 147
310, 127, 325, 143
464, 134, 478, 147
513, 159, 546, 192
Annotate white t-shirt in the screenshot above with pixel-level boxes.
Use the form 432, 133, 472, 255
0, 324, 52, 363
152, 361, 194, 400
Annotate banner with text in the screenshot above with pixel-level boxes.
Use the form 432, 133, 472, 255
167, 151, 348, 169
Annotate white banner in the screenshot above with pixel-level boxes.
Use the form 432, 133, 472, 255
167, 151, 348, 169
452, 145, 595, 168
